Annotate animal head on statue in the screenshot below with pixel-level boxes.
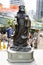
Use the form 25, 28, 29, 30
19, 5, 25, 13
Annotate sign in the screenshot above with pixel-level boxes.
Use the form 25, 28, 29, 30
0, 5, 19, 12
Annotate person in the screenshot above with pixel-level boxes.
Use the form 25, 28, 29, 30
33, 31, 38, 48
1, 27, 7, 41
1, 27, 6, 34
0, 30, 2, 40
6, 25, 14, 38
6, 25, 14, 48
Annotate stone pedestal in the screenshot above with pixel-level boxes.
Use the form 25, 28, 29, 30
7, 49, 34, 63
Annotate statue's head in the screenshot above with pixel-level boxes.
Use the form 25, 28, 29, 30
19, 5, 25, 12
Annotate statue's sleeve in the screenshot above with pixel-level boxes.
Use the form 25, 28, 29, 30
25, 18, 31, 28
28, 19, 31, 28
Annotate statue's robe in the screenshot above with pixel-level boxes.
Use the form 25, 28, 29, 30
13, 12, 31, 47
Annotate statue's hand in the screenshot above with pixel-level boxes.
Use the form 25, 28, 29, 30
21, 35, 27, 39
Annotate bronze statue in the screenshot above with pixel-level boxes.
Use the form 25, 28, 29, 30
11, 5, 31, 51
7, 5, 34, 63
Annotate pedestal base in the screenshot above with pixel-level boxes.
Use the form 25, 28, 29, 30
7, 49, 34, 63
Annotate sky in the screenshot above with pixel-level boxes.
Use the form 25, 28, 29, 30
0, 0, 10, 8
24, 0, 37, 12
0, 0, 37, 11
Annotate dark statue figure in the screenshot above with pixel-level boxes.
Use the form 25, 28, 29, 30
11, 5, 31, 51
7, 5, 34, 63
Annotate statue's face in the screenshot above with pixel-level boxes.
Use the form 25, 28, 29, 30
19, 5, 25, 12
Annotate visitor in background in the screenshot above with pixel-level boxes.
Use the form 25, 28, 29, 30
0, 30, 2, 40
1, 27, 6, 34
6, 25, 14, 48
6, 25, 14, 38
0, 28, 7, 49
1, 27, 7, 41
33, 31, 38, 49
